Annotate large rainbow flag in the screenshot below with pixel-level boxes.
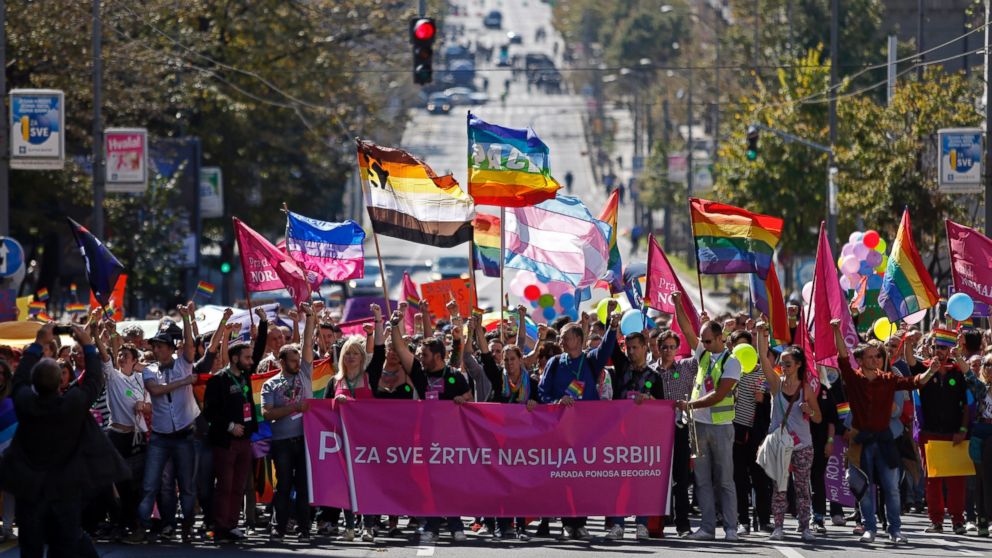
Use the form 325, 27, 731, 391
749, 262, 791, 346
597, 189, 623, 293
467, 113, 560, 207
473, 213, 501, 278
878, 209, 939, 322
689, 197, 783, 280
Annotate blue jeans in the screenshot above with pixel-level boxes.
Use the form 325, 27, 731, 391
194, 437, 214, 527
425, 516, 464, 535
848, 442, 901, 534
607, 516, 648, 528
138, 431, 197, 528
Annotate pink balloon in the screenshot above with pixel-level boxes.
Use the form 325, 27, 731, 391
841, 255, 860, 275
839, 275, 851, 291
903, 309, 927, 325
840, 243, 855, 257
852, 243, 870, 260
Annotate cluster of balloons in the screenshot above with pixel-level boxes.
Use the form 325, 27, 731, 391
592, 298, 654, 336
508, 270, 579, 323
837, 230, 889, 292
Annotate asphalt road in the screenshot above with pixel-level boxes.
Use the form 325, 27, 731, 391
28, 514, 992, 558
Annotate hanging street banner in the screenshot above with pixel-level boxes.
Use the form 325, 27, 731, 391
105, 128, 148, 192
304, 399, 676, 516
938, 128, 982, 194
10, 89, 64, 170
200, 167, 224, 218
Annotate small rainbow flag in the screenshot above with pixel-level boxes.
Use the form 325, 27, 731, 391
66, 303, 88, 313
565, 378, 585, 399
196, 280, 216, 297
69, 283, 78, 298
690, 197, 783, 280
467, 113, 561, 207
35, 288, 49, 302
32, 311, 53, 322
878, 209, 939, 322
597, 189, 623, 293
472, 213, 501, 278
933, 328, 957, 348
836, 402, 851, 421
750, 261, 791, 346
28, 301, 46, 313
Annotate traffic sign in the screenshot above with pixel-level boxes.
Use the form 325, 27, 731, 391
0, 237, 24, 279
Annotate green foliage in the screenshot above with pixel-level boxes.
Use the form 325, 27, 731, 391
714, 47, 832, 258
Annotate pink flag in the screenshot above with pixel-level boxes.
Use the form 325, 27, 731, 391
234, 217, 310, 306
402, 272, 420, 334
810, 225, 859, 372
646, 235, 700, 357
793, 307, 822, 396
947, 219, 992, 306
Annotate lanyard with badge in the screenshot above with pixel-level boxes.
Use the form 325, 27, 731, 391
426, 366, 450, 400
564, 353, 587, 399
701, 350, 727, 393
227, 370, 252, 423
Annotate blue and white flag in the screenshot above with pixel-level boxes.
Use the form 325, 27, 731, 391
285, 211, 365, 286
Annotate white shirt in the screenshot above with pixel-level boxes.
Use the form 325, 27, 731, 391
102, 360, 150, 432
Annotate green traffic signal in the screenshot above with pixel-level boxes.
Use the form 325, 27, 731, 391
746, 149, 758, 161
746, 125, 759, 162
220, 262, 231, 274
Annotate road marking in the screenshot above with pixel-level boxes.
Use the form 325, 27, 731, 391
416, 544, 436, 556
926, 538, 981, 556
772, 545, 806, 558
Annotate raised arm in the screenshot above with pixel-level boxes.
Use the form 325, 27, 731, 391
754, 320, 780, 393
903, 330, 921, 368
301, 302, 316, 364
830, 318, 848, 360
671, 291, 699, 349
390, 310, 416, 372
419, 300, 433, 338
515, 305, 528, 351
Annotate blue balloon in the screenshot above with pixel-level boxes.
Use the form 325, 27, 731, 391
620, 309, 646, 336
542, 306, 557, 320
565, 307, 579, 320
858, 261, 873, 276
559, 293, 575, 310
530, 300, 539, 308
866, 274, 883, 290
948, 293, 975, 321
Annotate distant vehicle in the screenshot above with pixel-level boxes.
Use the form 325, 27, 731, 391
444, 44, 472, 63
525, 52, 556, 72
468, 90, 490, 105
426, 92, 452, 114
431, 256, 471, 281
444, 87, 475, 106
506, 31, 523, 45
348, 262, 383, 296
496, 44, 511, 67
483, 10, 502, 29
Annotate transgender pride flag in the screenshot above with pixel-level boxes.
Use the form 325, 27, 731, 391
504, 195, 611, 288
286, 211, 366, 286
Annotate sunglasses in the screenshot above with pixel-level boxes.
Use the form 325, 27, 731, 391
701, 338, 714, 345
661, 344, 679, 351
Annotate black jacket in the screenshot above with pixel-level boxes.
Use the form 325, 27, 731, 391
203, 367, 259, 448
0, 343, 129, 502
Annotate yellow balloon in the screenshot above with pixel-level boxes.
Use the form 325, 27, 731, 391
733, 343, 759, 373
596, 298, 611, 324
872, 317, 896, 341
874, 254, 888, 274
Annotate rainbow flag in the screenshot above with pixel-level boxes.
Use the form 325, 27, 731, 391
473, 213, 501, 278
66, 303, 88, 313
836, 402, 851, 422
28, 301, 46, 313
69, 283, 78, 298
597, 189, 623, 293
467, 113, 561, 207
933, 328, 957, 348
196, 280, 216, 297
689, 197, 783, 280
32, 311, 53, 322
749, 262, 791, 346
878, 209, 939, 322
35, 288, 49, 302
480, 310, 539, 340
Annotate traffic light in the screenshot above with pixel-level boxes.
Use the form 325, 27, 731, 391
410, 17, 436, 85
220, 261, 231, 274
746, 125, 759, 161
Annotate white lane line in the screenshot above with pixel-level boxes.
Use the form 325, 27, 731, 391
773, 545, 806, 558
416, 544, 437, 556
926, 537, 981, 556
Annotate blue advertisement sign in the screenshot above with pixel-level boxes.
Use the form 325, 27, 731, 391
938, 127, 982, 194
9, 89, 64, 169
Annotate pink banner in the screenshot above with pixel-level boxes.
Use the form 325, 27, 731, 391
646, 235, 699, 358
810, 226, 858, 372
947, 219, 992, 306
304, 399, 676, 516
303, 399, 357, 510
234, 217, 310, 306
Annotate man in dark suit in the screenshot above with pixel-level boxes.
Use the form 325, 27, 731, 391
1, 321, 127, 558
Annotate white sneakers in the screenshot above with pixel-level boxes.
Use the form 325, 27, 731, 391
687, 529, 716, 540
860, 530, 876, 543
889, 531, 908, 544
770, 527, 784, 541
605, 525, 624, 540
801, 528, 815, 542
635, 525, 650, 540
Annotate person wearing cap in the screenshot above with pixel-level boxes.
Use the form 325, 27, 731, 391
128, 304, 199, 544
830, 319, 938, 544
907, 327, 970, 535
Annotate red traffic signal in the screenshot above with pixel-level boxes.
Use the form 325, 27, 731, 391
412, 18, 436, 41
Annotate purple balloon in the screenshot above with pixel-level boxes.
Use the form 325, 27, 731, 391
840, 243, 855, 257
841, 256, 860, 275
864, 250, 882, 267
853, 242, 870, 260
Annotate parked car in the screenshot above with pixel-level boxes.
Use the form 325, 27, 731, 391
430, 256, 471, 281
348, 262, 384, 296
483, 10, 502, 29
506, 31, 523, 45
443, 87, 475, 106
426, 92, 452, 114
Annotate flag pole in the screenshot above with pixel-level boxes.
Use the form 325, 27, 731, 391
499, 206, 506, 344
370, 228, 392, 316
282, 202, 313, 304
688, 199, 706, 314
233, 217, 256, 328
467, 239, 479, 310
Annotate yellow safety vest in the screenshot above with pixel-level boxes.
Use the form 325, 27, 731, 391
691, 350, 736, 424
